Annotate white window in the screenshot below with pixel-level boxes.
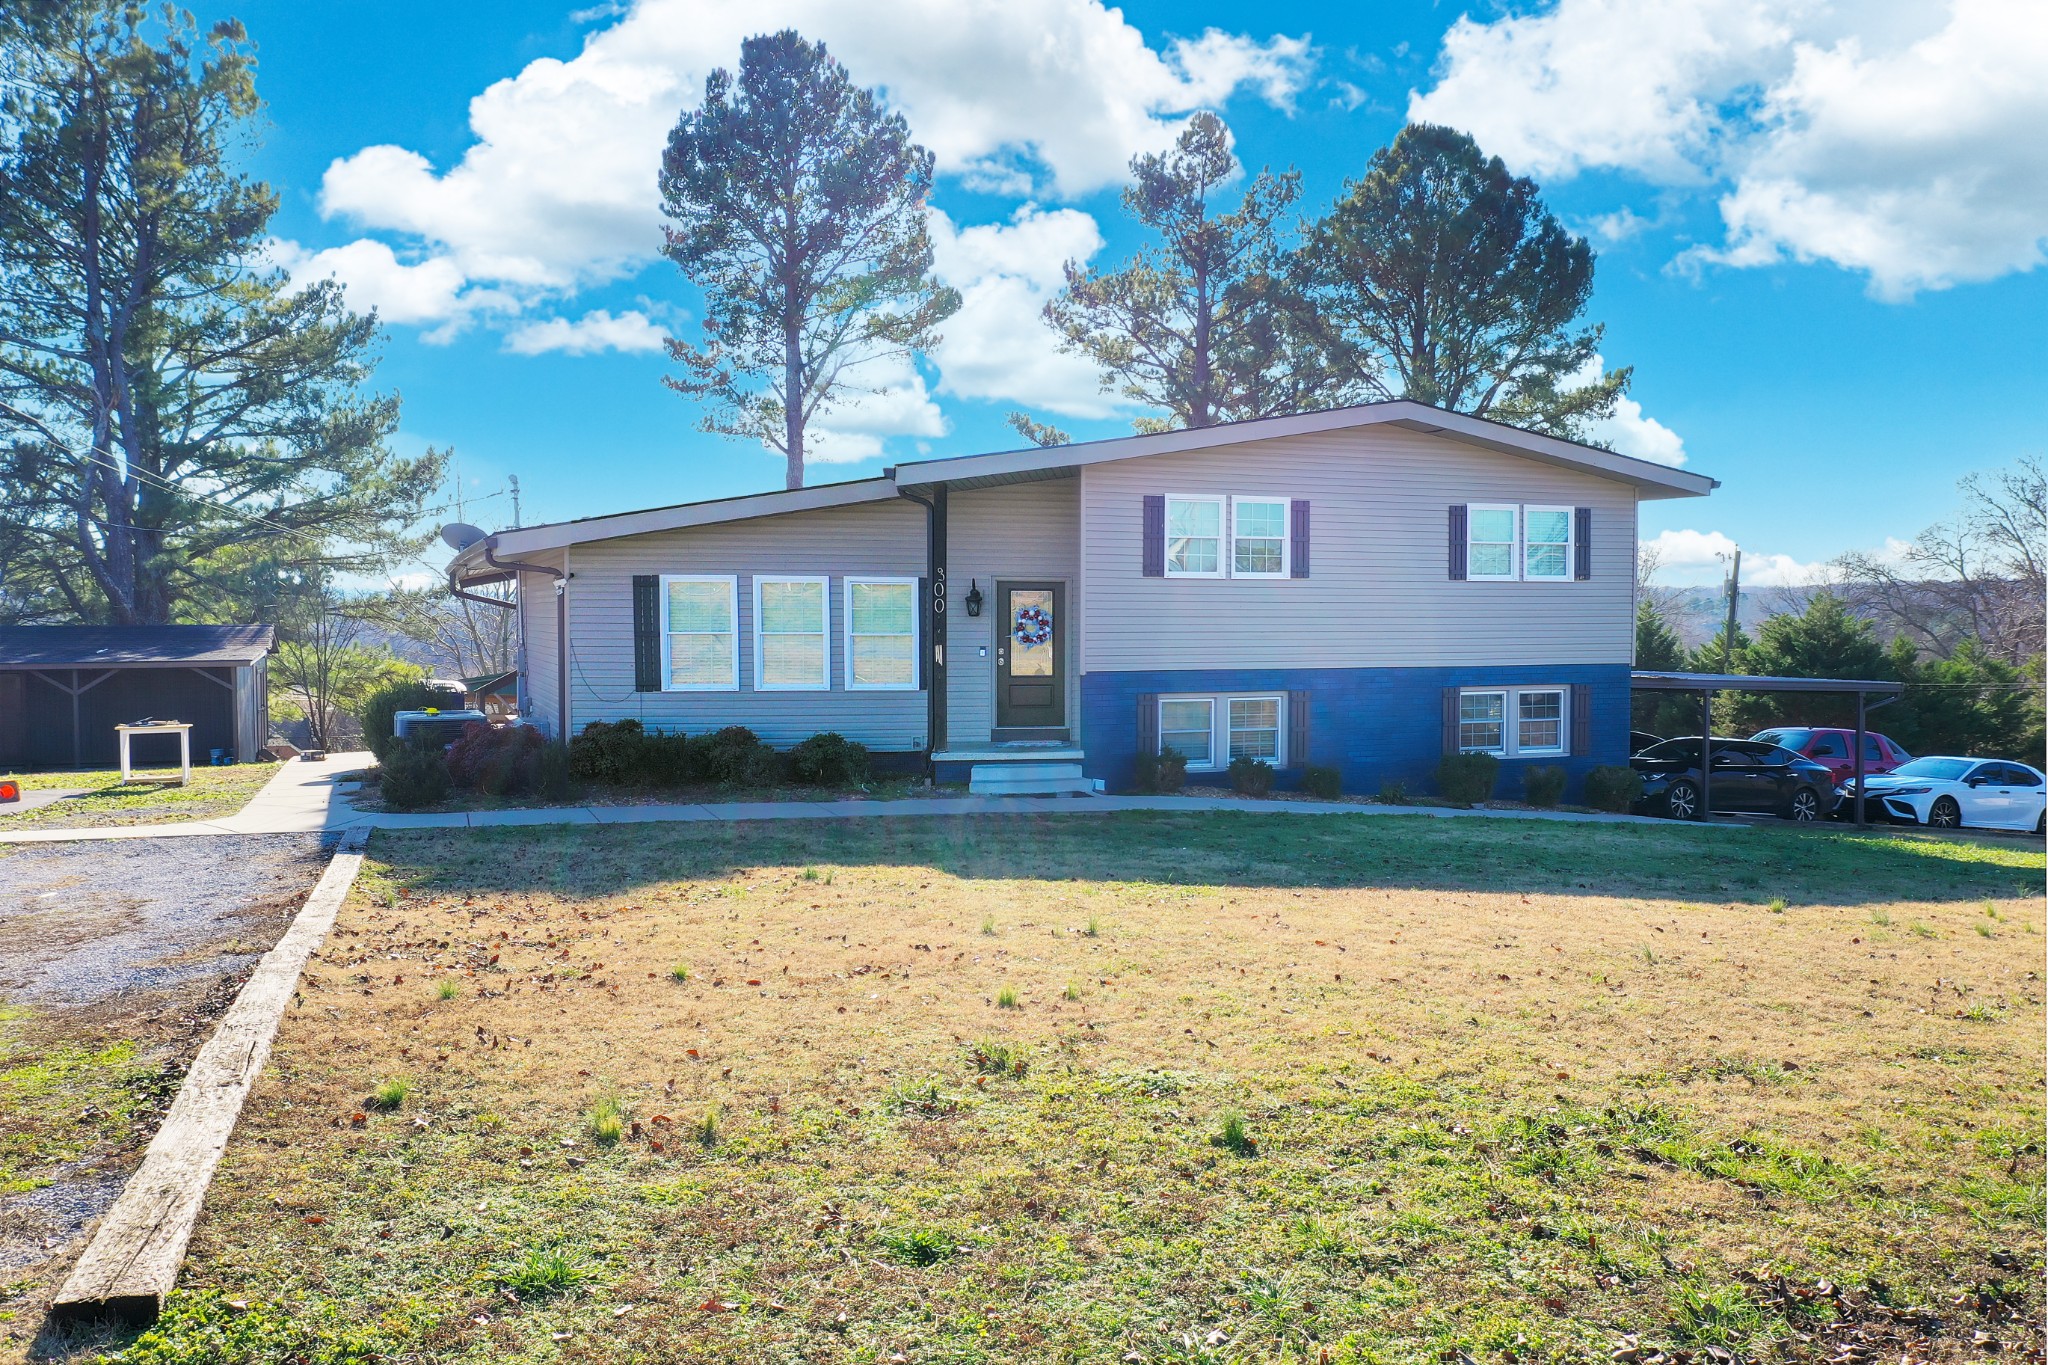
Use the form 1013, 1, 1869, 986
1165, 496, 1224, 576
1159, 697, 1215, 767
1517, 689, 1566, 754
1158, 693, 1286, 770
1523, 507, 1573, 581
1467, 505, 1519, 581
1228, 696, 1283, 762
753, 577, 828, 690
1458, 686, 1571, 757
1458, 689, 1508, 753
845, 578, 919, 690
662, 575, 738, 691
1232, 498, 1289, 577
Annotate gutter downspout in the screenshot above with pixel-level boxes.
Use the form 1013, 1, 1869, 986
897, 486, 946, 769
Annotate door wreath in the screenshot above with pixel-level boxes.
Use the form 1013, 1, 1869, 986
1012, 605, 1053, 647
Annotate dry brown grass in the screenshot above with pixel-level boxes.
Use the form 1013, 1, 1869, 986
44, 812, 2043, 1364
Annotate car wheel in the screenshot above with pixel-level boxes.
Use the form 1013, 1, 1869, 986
2035, 809, 2044, 837
1787, 787, 1820, 822
1929, 796, 1962, 829
1665, 779, 1700, 821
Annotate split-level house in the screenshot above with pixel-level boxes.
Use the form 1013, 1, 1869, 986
445, 401, 1715, 796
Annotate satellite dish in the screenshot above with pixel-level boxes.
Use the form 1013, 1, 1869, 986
440, 523, 488, 552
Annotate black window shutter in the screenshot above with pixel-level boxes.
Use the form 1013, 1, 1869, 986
1448, 505, 1468, 580
1290, 499, 1310, 578
1574, 507, 1592, 580
1287, 690, 1310, 766
1142, 495, 1165, 577
1442, 686, 1461, 754
1570, 688, 1590, 755
1136, 692, 1159, 755
631, 575, 661, 692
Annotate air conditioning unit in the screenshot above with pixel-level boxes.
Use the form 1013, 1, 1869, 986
393, 708, 488, 748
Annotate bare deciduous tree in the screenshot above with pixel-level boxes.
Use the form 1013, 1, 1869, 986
1838, 456, 2045, 667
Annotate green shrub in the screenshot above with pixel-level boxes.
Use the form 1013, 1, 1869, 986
1583, 764, 1643, 813
738, 743, 786, 787
1229, 756, 1276, 797
790, 732, 869, 786
1134, 745, 1188, 794
445, 722, 545, 796
569, 718, 648, 783
699, 725, 769, 784
379, 740, 452, 810
1377, 778, 1409, 805
1522, 764, 1568, 808
1301, 764, 1342, 800
358, 680, 451, 761
1436, 751, 1499, 805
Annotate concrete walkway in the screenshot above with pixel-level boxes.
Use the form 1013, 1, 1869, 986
0, 751, 1687, 844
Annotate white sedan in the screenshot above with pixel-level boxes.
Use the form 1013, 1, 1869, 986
1842, 756, 2047, 833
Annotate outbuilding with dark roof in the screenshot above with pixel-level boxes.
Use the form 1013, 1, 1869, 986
0, 625, 275, 770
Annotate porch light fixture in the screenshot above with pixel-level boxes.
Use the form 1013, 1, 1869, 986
964, 580, 984, 617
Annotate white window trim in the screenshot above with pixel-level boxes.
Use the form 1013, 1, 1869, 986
752, 575, 830, 691
1230, 495, 1291, 579
1163, 494, 1227, 579
1158, 692, 1288, 771
1456, 685, 1571, 757
1523, 505, 1574, 582
1467, 503, 1521, 582
844, 576, 921, 692
660, 574, 740, 692
1158, 695, 1218, 770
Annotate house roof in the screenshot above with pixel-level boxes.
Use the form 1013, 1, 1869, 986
452, 399, 1715, 575
0, 624, 276, 668
890, 401, 1718, 498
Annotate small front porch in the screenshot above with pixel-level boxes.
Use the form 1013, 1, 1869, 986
930, 743, 1096, 796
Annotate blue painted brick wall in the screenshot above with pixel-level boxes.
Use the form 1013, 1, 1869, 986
1081, 663, 1632, 799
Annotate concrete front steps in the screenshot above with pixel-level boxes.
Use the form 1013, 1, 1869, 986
968, 759, 1094, 797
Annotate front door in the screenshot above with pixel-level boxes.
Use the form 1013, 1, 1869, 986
995, 580, 1064, 731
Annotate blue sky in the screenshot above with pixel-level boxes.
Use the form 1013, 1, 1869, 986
221, 0, 2046, 586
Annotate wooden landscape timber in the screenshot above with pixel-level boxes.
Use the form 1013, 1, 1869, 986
48, 826, 372, 1326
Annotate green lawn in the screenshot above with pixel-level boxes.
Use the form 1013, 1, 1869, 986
47, 813, 2046, 1364
2, 764, 274, 829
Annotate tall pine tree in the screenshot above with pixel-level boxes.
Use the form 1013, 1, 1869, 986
1043, 112, 1339, 433
659, 31, 958, 489
1300, 124, 1627, 441
0, 1, 441, 624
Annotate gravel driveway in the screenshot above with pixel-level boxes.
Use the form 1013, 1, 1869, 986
0, 831, 336, 1338
0, 833, 332, 1003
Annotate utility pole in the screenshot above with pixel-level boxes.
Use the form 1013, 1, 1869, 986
1720, 548, 1742, 674
508, 475, 522, 529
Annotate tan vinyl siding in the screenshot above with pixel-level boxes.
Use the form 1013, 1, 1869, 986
1081, 426, 1638, 671
563, 499, 929, 749
942, 477, 1081, 744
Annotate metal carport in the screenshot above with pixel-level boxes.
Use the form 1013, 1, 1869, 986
1630, 671, 1907, 827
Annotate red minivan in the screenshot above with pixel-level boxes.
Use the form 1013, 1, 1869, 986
1749, 727, 1911, 783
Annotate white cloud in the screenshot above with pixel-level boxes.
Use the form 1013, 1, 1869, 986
1409, 0, 2048, 297
316, 0, 1313, 299
503, 308, 668, 355
266, 237, 475, 326
1643, 528, 1830, 587
927, 206, 1129, 420
1594, 393, 1688, 467
1561, 355, 1688, 466
804, 354, 949, 463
